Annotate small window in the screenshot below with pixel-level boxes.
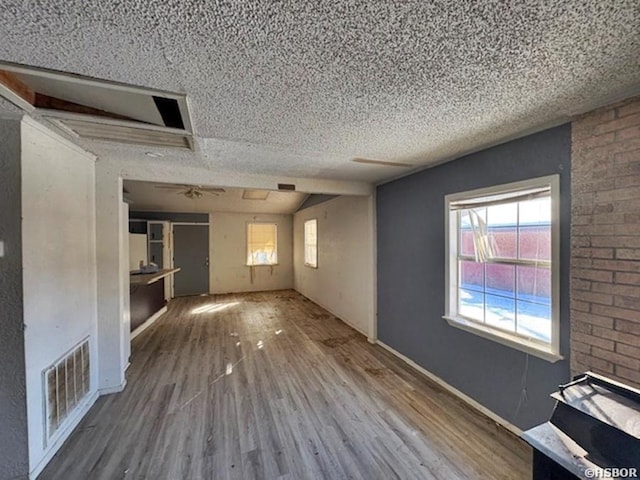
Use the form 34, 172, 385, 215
247, 223, 277, 266
304, 219, 318, 268
444, 175, 561, 362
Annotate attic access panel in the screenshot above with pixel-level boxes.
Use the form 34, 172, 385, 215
0, 61, 194, 150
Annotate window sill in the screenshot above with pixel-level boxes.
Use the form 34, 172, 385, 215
304, 263, 318, 269
443, 315, 563, 363
246, 263, 279, 267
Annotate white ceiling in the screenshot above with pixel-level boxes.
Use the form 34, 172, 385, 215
124, 181, 307, 214
1, 1, 639, 184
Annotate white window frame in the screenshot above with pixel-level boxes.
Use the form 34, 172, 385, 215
444, 175, 562, 362
246, 222, 278, 266
304, 218, 318, 268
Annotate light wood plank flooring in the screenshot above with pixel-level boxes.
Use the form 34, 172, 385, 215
40, 291, 531, 479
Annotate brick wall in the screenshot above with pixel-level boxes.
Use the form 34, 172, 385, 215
571, 96, 640, 387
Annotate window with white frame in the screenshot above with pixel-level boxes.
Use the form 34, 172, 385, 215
444, 175, 561, 361
246, 223, 278, 266
304, 219, 318, 268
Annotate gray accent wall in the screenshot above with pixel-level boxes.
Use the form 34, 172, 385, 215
376, 124, 571, 430
0, 118, 29, 479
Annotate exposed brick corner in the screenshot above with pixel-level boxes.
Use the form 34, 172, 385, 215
571, 95, 640, 388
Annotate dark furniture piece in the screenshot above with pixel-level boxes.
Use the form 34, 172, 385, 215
129, 268, 180, 332
522, 372, 640, 479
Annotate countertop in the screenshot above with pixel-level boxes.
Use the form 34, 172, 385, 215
130, 267, 181, 286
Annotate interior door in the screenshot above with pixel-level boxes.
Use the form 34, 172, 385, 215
172, 224, 209, 296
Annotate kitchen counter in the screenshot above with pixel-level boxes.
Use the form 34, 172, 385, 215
129, 267, 180, 335
130, 267, 181, 286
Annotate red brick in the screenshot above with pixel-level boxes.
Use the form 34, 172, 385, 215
573, 248, 614, 259
571, 321, 592, 335
591, 259, 640, 272
615, 272, 640, 285
595, 187, 640, 203
572, 331, 615, 350
613, 148, 640, 165
614, 296, 640, 311
592, 346, 640, 370
592, 282, 639, 297
591, 235, 640, 249
615, 173, 640, 188
595, 113, 640, 135
573, 352, 614, 373
573, 341, 591, 354
616, 249, 640, 260
617, 342, 640, 359
592, 213, 626, 225
592, 304, 640, 322
615, 366, 640, 386
573, 268, 612, 282
573, 312, 614, 329
616, 224, 640, 236
616, 125, 640, 141
617, 101, 640, 118
580, 132, 616, 149
572, 278, 592, 291
570, 299, 590, 312
592, 325, 640, 346
573, 290, 612, 305
615, 318, 640, 335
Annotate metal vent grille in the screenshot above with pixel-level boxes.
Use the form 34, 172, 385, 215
44, 339, 90, 440
49, 117, 193, 150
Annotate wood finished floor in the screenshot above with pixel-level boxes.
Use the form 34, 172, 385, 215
40, 291, 531, 480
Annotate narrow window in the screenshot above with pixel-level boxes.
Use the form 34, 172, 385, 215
247, 223, 278, 266
304, 219, 318, 268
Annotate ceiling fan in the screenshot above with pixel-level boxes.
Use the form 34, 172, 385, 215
154, 184, 226, 199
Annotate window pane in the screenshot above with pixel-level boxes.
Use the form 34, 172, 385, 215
459, 288, 484, 322
247, 223, 278, 265
519, 224, 551, 261
487, 203, 517, 259
485, 294, 515, 332
486, 263, 515, 298
517, 265, 551, 304
516, 300, 551, 342
304, 219, 318, 266
519, 197, 551, 224
460, 260, 484, 292
460, 211, 475, 256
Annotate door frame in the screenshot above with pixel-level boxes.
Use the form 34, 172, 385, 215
169, 222, 210, 298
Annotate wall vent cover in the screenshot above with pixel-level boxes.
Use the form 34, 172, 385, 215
44, 339, 90, 443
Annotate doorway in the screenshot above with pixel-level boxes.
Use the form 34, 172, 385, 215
172, 223, 210, 296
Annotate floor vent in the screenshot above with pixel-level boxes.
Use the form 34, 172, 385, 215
44, 339, 90, 441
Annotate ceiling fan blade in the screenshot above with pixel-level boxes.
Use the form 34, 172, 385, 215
201, 188, 226, 193
154, 184, 191, 190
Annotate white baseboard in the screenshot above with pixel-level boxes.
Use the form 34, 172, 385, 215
293, 290, 369, 338
29, 390, 99, 480
376, 340, 522, 437
130, 305, 167, 340
98, 379, 127, 396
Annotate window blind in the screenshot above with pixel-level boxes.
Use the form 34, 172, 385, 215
247, 223, 277, 265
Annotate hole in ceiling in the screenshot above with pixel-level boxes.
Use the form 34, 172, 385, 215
0, 61, 194, 150
242, 189, 270, 200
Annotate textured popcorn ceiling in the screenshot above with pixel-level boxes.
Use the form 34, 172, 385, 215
1, 1, 639, 184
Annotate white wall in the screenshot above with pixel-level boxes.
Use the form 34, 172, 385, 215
209, 212, 293, 293
21, 119, 98, 476
293, 195, 376, 338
